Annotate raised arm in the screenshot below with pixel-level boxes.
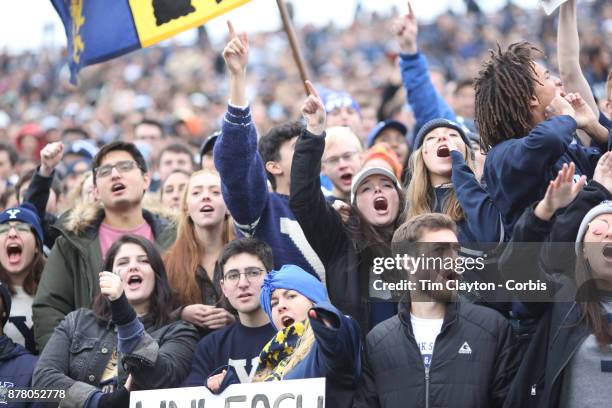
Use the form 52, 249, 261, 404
445, 136, 503, 243
394, 2, 456, 132
213, 22, 269, 235
289, 81, 350, 266
98, 272, 198, 390
308, 304, 361, 387
499, 163, 585, 311
23, 142, 63, 248
557, 0, 609, 146
557, 0, 598, 116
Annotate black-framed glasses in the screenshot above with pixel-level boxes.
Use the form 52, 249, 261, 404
0, 222, 32, 235
94, 160, 140, 178
223, 267, 265, 284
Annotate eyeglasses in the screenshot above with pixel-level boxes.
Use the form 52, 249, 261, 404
0, 222, 32, 235
223, 267, 265, 284
94, 160, 140, 178
322, 151, 359, 167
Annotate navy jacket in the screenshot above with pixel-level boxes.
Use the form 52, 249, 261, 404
483, 115, 611, 236
210, 303, 361, 408
0, 335, 39, 408
499, 206, 596, 408
444, 151, 503, 244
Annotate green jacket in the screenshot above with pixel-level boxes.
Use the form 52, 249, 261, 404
33, 204, 177, 351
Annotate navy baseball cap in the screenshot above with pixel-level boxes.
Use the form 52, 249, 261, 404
367, 120, 408, 147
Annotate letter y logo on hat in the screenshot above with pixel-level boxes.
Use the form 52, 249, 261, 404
6, 209, 20, 219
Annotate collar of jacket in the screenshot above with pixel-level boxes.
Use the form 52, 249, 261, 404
397, 296, 459, 338
54, 205, 172, 244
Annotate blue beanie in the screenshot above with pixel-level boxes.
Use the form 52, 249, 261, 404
0, 203, 44, 247
260, 264, 329, 329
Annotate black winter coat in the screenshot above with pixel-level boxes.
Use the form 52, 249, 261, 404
353, 300, 519, 408
499, 205, 594, 408
289, 129, 395, 333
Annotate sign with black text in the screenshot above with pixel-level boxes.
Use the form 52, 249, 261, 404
129, 378, 325, 408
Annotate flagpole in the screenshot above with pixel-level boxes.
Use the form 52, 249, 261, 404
275, 0, 311, 95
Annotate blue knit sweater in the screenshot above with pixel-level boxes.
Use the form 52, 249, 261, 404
213, 104, 325, 280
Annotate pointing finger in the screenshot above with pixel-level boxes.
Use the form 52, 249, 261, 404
304, 80, 320, 99
227, 20, 237, 39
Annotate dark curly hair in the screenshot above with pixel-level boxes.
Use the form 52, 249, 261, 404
474, 42, 543, 152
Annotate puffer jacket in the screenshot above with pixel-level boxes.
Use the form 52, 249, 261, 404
353, 300, 519, 408
32, 204, 177, 350
33, 308, 198, 407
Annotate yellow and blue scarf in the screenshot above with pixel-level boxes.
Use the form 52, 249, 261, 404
255, 320, 307, 381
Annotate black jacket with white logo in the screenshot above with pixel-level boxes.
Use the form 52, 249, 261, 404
353, 299, 519, 408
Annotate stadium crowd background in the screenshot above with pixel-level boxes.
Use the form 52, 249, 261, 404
0, 0, 609, 205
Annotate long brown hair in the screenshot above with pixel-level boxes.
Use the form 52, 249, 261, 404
0, 245, 45, 296
574, 251, 612, 347
345, 182, 407, 250
163, 170, 235, 306
92, 235, 174, 329
406, 146, 473, 223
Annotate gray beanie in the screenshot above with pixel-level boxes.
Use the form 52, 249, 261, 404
575, 201, 612, 255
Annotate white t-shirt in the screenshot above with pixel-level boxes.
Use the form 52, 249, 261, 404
411, 314, 444, 369
5, 286, 34, 350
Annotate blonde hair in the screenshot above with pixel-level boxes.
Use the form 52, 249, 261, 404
63, 172, 94, 210
406, 146, 474, 223
253, 320, 316, 382
324, 126, 363, 155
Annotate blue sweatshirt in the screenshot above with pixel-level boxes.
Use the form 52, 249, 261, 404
283, 303, 361, 386
400, 52, 502, 244
484, 115, 611, 236
182, 321, 274, 386
400, 52, 457, 136
0, 336, 40, 408
209, 303, 361, 408
213, 104, 325, 280
431, 151, 503, 244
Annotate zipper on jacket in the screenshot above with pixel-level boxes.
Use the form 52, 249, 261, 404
549, 337, 584, 401
425, 366, 430, 408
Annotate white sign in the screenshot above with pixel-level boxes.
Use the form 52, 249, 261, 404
538, 0, 572, 15
129, 377, 325, 408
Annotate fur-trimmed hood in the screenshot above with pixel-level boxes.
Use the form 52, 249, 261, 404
58, 196, 179, 236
